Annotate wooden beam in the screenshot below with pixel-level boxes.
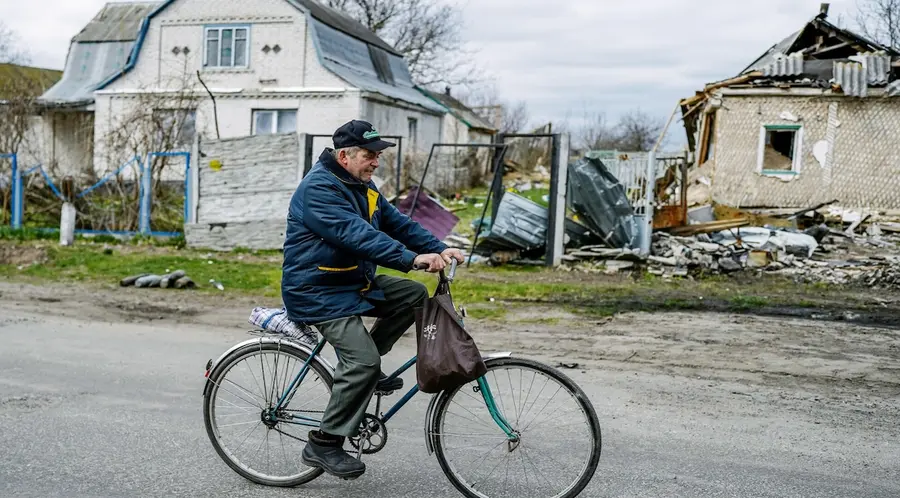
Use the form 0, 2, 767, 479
812, 40, 850, 56
680, 71, 764, 108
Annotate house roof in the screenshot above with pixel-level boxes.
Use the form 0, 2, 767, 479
309, 18, 444, 113
73, 1, 160, 43
740, 16, 898, 75
682, 10, 900, 107
290, 0, 400, 56
0, 63, 63, 101
420, 88, 498, 132
41, 0, 435, 112
38, 2, 157, 105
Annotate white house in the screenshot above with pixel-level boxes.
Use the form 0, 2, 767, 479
35, 0, 453, 180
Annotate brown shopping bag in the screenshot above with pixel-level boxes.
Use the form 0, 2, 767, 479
415, 277, 487, 393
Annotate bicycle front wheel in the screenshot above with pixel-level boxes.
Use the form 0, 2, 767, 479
431, 357, 601, 498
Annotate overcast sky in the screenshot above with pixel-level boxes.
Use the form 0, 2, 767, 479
1, 0, 861, 148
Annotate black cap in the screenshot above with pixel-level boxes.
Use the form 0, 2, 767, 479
332, 119, 396, 151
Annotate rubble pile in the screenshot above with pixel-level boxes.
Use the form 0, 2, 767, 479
560, 216, 900, 291
784, 260, 900, 290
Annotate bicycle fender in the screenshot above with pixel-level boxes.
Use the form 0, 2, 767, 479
202, 335, 336, 396
422, 351, 513, 456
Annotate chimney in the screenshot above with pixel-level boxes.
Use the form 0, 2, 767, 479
444, 85, 451, 96
819, 3, 830, 18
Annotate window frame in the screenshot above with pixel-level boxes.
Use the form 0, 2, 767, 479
203, 25, 250, 69
251, 109, 298, 135
756, 124, 803, 176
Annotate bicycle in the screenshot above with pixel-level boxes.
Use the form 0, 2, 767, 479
202, 259, 602, 498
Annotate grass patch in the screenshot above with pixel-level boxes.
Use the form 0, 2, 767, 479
1, 240, 888, 322
3, 243, 283, 297
729, 295, 770, 310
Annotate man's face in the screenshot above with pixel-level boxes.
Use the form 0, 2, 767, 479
339, 148, 381, 183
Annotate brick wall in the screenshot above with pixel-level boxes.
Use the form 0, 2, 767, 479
710, 94, 900, 210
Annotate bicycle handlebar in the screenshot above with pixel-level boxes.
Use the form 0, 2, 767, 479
412, 257, 458, 282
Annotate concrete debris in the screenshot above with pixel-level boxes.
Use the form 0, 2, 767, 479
560, 219, 900, 291
121, 270, 196, 289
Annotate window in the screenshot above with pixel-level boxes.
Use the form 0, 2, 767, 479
252, 110, 297, 135
408, 117, 418, 150
204, 26, 249, 68
757, 124, 803, 174
153, 109, 196, 148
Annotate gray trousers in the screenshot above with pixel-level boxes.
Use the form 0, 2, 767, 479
314, 275, 428, 437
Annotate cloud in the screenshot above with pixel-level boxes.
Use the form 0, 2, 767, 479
460, 0, 859, 145
2, 0, 862, 150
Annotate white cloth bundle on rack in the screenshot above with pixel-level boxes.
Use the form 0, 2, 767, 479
248, 307, 318, 347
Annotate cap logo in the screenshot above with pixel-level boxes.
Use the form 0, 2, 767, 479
362, 128, 380, 140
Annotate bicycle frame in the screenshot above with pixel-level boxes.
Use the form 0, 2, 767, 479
272, 336, 518, 440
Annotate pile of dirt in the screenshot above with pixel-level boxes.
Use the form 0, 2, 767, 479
0, 243, 48, 267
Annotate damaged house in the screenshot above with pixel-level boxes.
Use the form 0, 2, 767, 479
682, 4, 900, 215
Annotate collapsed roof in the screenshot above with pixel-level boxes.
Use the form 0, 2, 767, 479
680, 5, 900, 151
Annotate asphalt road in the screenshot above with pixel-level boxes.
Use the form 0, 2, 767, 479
1, 308, 897, 498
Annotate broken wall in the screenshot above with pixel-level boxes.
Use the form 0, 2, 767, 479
709, 94, 900, 210
185, 133, 300, 250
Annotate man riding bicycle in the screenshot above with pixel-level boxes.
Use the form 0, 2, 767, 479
281, 119, 464, 480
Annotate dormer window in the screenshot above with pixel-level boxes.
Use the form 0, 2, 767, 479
204, 26, 249, 68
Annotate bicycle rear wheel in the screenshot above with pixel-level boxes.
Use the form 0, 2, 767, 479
203, 340, 333, 487
431, 357, 601, 498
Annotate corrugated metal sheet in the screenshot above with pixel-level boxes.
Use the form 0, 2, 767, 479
887, 80, 900, 97
39, 41, 133, 103
852, 52, 892, 84
311, 19, 444, 113
743, 30, 803, 74
833, 61, 868, 97
73, 2, 158, 42
762, 52, 804, 77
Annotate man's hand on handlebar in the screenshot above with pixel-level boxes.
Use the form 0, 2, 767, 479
413, 253, 447, 272
441, 248, 465, 265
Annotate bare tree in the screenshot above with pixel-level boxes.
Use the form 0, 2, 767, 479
615, 109, 665, 152
0, 21, 30, 64
456, 83, 531, 133
0, 22, 37, 156
577, 111, 618, 151
572, 108, 665, 152
322, 0, 481, 87
90, 68, 198, 232
855, 0, 900, 49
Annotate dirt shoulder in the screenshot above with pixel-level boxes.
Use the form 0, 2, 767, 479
1, 279, 897, 412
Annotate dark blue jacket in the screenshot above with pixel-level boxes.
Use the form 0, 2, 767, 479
281, 149, 447, 324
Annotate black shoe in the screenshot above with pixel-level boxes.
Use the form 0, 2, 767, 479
376, 373, 403, 393
301, 430, 365, 480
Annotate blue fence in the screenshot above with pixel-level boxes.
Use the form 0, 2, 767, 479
3, 151, 191, 236
0, 153, 22, 228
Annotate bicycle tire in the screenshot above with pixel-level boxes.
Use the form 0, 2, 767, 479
203, 340, 333, 487
431, 357, 602, 498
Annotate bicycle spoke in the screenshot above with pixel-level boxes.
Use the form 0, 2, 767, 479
449, 398, 505, 431
218, 419, 261, 429
444, 406, 502, 433
516, 370, 536, 426
241, 358, 267, 406
521, 385, 565, 434
505, 369, 519, 427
